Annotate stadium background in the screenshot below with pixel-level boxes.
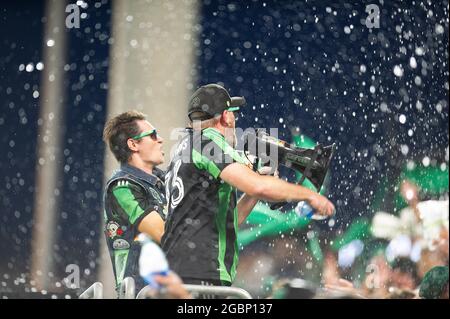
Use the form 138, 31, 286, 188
0, 0, 448, 298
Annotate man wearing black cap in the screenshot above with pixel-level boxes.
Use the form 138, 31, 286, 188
161, 84, 335, 293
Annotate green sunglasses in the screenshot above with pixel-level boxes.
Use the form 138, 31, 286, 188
227, 106, 240, 112
131, 129, 158, 140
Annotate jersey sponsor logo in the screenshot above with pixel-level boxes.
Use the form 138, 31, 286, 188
112, 238, 130, 250
106, 221, 125, 238
149, 187, 164, 205
116, 180, 129, 187
106, 221, 120, 238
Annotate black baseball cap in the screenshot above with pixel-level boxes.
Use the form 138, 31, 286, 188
188, 84, 246, 121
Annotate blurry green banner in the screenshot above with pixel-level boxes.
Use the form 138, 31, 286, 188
330, 218, 371, 251
238, 202, 310, 247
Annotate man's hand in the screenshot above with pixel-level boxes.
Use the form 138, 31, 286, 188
308, 192, 335, 217
257, 166, 278, 177
154, 271, 192, 299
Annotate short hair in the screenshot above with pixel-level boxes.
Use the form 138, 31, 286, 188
103, 110, 146, 163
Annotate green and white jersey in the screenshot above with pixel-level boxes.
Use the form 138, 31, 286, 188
161, 128, 250, 285
103, 164, 166, 291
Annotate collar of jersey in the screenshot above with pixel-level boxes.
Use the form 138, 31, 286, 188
120, 163, 162, 186
202, 127, 224, 138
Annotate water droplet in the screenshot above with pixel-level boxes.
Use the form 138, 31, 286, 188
393, 65, 404, 77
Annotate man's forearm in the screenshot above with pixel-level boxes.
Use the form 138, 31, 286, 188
253, 175, 335, 218
237, 194, 259, 225
221, 163, 334, 216
255, 175, 315, 203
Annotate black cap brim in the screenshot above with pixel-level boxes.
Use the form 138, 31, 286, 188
230, 96, 246, 107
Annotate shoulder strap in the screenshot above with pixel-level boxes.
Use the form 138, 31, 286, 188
105, 172, 150, 197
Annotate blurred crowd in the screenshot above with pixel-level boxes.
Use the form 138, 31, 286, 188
235, 178, 449, 299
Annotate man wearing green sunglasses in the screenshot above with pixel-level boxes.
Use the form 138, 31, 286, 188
162, 84, 335, 295
102, 110, 169, 293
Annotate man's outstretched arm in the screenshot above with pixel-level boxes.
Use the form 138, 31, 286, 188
220, 162, 335, 223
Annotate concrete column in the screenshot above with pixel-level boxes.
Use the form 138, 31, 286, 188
30, 0, 68, 291
98, 0, 200, 298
